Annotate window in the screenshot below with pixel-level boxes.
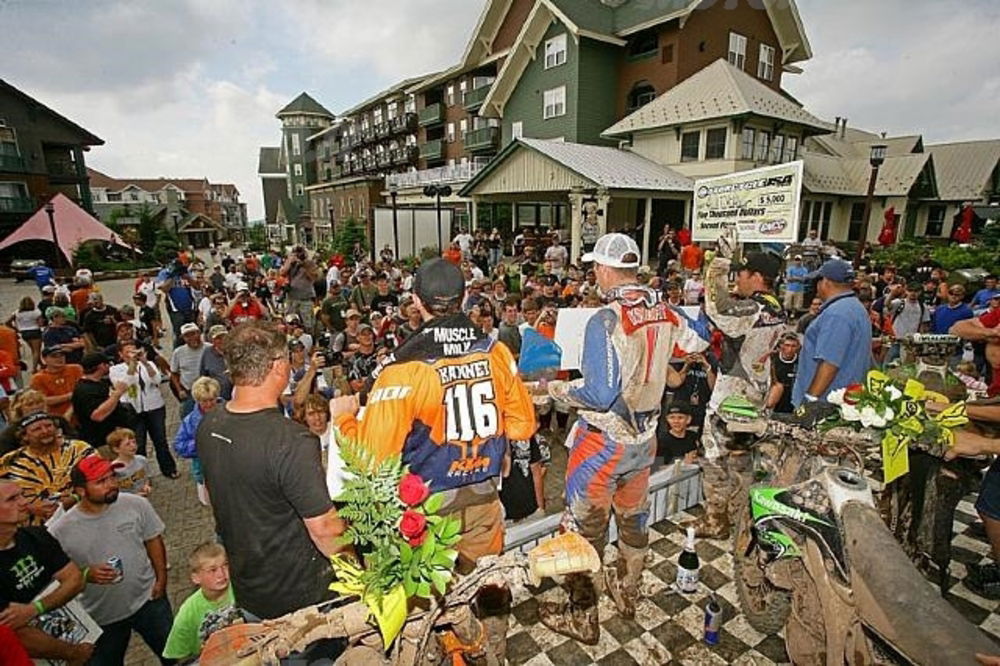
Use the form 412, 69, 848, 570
755, 130, 770, 162
0, 181, 27, 199
512, 121, 523, 140
758, 44, 775, 81
446, 123, 455, 142
627, 82, 656, 111
459, 79, 467, 94
292, 133, 301, 156
848, 202, 867, 241
405, 95, 416, 114
681, 131, 700, 161
927, 205, 947, 236
387, 102, 397, 120
626, 29, 658, 60
543, 86, 566, 119
544, 34, 567, 69
446, 85, 455, 106
373, 108, 383, 124
107, 192, 122, 202
728, 32, 747, 70
741, 128, 755, 160
770, 134, 785, 163
295, 184, 304, 196
460, 119, 468, 139
784, 136, 799, 162
293, 163, 303, 176
706, 128, 727, 160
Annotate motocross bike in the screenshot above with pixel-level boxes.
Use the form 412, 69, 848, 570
198, 531, 600, 666
722, 406, 997, 664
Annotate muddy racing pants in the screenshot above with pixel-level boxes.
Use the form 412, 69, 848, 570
563, 420, 655, 553
699, 413, 754, 517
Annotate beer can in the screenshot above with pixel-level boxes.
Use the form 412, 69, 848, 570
704, 594, 722, 646
107, 556, 124, 584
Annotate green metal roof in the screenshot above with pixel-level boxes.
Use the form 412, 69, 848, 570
276, 92, 334, 118
546, 0, 615, 36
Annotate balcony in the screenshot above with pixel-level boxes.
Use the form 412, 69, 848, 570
376, 123, 392, 139
385, 159, 489, 190
0, 196, 37, 214
420, 139, 444, 161
46, 159, 81, 182
377, 152, 393, 168
392, 146, 419, 166
360, 128, 377, 144
418, 103, 444, 127
463, 85, 490, 112
0, 154, 26, 172
464, 126, 499, 153
362, 155, 377, 171
390, 112, 418, 135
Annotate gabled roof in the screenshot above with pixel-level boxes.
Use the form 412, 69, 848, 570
803, 152, 935, 198
809, 131, 923, 160
86, 168, 208, 193
926, 140, 1000, 202
0, 79, 104, 146
457, 0, 517, 69
258, 147, 282, 175
341, 73, 433, 117
460, 137, 692, 196
602, 59, 829, 138
276, 92, 334, 119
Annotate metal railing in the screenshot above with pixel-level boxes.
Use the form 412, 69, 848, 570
418, 103, 444, 127
462, 85, 490, 111
419, 138, 444, 161
385, 159, 489, 189
464, 126, 499, 152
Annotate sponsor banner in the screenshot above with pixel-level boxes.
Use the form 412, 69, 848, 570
691, 161, 804, 243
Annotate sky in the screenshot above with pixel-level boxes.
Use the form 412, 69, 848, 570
2, 0, 998, 221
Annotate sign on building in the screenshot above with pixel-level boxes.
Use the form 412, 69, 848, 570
691, 161, 803, 243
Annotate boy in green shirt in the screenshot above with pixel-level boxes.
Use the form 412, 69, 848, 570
162, 542, 237, 661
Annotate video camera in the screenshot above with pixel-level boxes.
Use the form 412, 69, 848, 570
316, 332, 342, 367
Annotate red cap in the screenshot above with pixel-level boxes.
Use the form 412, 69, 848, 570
71, 455, 124, 485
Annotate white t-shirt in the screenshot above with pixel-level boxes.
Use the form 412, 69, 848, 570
137, 280, 157, 308
14, 309, 41, 332
325, 430, 351, 499
326, 265, 341, 289
683, 278, 704, 305
197, 296, 213, 323
454, 233, 473, 255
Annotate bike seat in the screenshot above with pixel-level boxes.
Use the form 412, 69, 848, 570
841, 501, 998, 662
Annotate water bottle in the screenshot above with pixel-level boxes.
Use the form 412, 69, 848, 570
704, 593, 723, 645
675, 527, 700, 594
962, 343, 975, 364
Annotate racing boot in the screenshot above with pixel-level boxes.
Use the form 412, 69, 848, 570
604, 541, 646, 619
539, 573, 600, 645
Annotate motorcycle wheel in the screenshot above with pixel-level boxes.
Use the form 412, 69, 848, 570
732, 501, 792, 635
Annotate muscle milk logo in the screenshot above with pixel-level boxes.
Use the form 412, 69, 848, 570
434, 327, 477, 355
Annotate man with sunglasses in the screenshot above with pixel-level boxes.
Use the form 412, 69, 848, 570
932, 284, 974, 334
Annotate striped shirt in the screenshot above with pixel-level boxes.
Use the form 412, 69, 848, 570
0, 439, 94, 525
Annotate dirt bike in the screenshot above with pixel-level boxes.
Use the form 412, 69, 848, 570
722, 404, 998, 664
198, 531, 600, 666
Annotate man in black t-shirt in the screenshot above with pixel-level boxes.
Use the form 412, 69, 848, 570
766, 333, 800, 414
197, 321, 346, 629
71, 353, 133, 450
80, 294, 119, 350
655, 403, 698, 468
0, 479, 92, 664
369, 274, 399, 316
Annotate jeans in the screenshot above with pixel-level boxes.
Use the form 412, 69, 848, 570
489, 247, 502, 268
90, 596, 175, 666
135, 406, 176, 476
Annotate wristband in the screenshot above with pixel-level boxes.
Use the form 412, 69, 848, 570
81, 567, 89, 586
33, 599, 46, 616
804, 393, 818, 402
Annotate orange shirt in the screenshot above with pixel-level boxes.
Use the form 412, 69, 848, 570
443, 248, 462, 266
680, 244, 704, 271
0, 326, 19, 365
70, 287, 92, 316
30, 365, 84, 416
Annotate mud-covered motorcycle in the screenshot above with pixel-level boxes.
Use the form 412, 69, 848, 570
721, 404, 997, 664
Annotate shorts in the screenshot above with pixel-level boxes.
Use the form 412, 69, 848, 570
975, 457, 1000, 521
20, 329, 41, 341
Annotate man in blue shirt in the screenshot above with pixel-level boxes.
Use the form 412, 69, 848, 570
972, 275, 1000, 314
932, 284, 974, 334
792, 258, 872, 407
783, 254, 809, 313
26, 262, 55, 291
156, 260, 196, 345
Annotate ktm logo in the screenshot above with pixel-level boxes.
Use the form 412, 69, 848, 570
448, 456, 491, 476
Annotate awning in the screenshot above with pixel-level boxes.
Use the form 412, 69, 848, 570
0, 193, 133, 264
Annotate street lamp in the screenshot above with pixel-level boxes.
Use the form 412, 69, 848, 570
389, 183, 400, 260
854, 144, 887, 268
423, 184, 452, 253
44, 200, 63, 269
171, 211, 180, 239
327, 203, 335, 241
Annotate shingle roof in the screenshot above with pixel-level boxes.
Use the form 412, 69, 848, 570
276, 92, 334, 118
809, 132, 923, 160
926, 140, 1000, 202
0, 79, 104, 146
86, 168, 208, 193
545, 0, 615, 36
803, 152, 932, 197
258, 147, 282, 175
603, 59, 829, 138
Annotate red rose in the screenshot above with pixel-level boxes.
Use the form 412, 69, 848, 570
399, 509, 428, 546
844, 383, 865, 405
399, 473, 430, 506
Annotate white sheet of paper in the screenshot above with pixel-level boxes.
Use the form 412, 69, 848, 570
554, 308, 599, 370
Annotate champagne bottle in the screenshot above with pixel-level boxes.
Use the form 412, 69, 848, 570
676, 527, 700, 594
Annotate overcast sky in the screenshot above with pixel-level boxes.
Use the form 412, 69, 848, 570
3, 0, 997, 221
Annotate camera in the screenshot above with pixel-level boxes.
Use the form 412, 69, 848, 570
316, 332, 342, 367
168, 259, 188, 279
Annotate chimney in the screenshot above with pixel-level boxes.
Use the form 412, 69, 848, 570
840, 118, 848, 139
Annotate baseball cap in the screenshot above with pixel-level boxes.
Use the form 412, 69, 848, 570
45, 306, 67, 320
581, 233, 641, 268
41, 285, 56, 293
345, 308, 362, 320
180, 323, 201, 336
208, 324, 228, 340
235, 282, 250, 292
666, 403, 691, 416
357, 323, 375, 334
71, 455, 124, 486
284, 314, 303, 326
804, 258, 855, 284
737, 252, 782, 280
413, 258, 465, 307
41, 345, 66, 357
81, 351, 110, 372
287, 338, 305, 350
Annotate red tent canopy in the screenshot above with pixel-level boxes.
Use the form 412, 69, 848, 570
0, 193, 132, 264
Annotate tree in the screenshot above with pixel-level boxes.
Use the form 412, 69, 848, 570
331, 217, 368, 257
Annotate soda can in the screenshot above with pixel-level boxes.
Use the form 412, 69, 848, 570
704, 594, 722, 646
107, 556, 124, 584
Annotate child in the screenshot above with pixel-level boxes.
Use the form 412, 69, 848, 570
655, 403, 699, 470
108, 427, 152, 497
174, 377, 221, 507
162, 542, 238, 662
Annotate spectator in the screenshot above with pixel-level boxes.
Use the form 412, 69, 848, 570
30, 347, 83, 418
174, 377, 221, 508
679, 241, 704, 272
784, 255, 809, 313
499, 437, 545, 523
71, 352, 133, 451
656, 228, 679, 274
0, 390, 72, 456
107, 427, 151, 497
50, 455, 172, 665
802, 228, 823, 248
170, 323, 205, 418
320, 282, 348, 333
347, 269, 377, 314
25, 260, 55, 292
41, 308, 85, 365
665, 350, 716, 433
0, 413, 93, 525
544, 236, 568, 276
453, 227, 474, 259
197, 321, 346, 624
109, 341, 177, 479
11, 296, 43, 372
885, 282, 930, 363
913, 250, 941, 282
655, 403, 698, 469
157, 261, 197, 345
81, 293, 119, 350
0, 478, 92, 665
932, 284, 974, 335
682, 272, 704, 305
767, 332, 801, 414
198, 325, 232, 401
972, 275, 1000, 313
135, 272, 158, 309
950, 303, 1000, 398
370, 274, 399, 316
488, 228, 503, 267
792, 259, 872, 406
162, 542, 237, 662
280, 247, 318, 330
226, 284, 264, 325
497, 300, 522, 358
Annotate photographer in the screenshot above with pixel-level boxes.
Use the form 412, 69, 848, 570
156, 258, 197, 345
226, 283, 265, 326
279, 246, 318, 330
283, 340, 328, 415
291, 350, 331, 417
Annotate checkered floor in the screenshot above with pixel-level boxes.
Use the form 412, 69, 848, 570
504, 501, 1000, 666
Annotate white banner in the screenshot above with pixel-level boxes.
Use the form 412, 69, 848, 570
691, 161, 804, 243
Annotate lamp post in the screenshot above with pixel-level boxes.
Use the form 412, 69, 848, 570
423, 184, 452, 253
44, 200, 63, 269
327, 203, 335, 243
389, 183, 400, 260
854, 144, 887, 269
171, 211, 180, 239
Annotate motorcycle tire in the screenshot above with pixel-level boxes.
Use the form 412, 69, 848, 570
732, 501, 792, 635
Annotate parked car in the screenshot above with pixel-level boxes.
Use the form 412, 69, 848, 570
10, 258, 45, 282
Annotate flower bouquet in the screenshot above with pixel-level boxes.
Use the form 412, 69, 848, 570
825, 370, 968, 483
328, 437, 462, 647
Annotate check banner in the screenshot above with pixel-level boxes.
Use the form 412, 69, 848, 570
691, 161, 804, 243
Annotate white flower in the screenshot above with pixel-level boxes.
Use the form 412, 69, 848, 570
883, 407, 895, 422
886, 385, 902, 401
860, 406, 886, 428
841, 404, 862, 422
828, 388, 847, 406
